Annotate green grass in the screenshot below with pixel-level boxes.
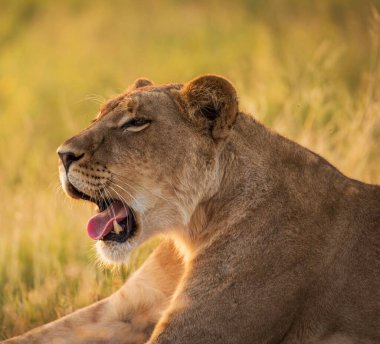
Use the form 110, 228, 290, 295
1, 0, 380, 339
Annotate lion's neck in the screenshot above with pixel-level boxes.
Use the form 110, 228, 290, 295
182, 111, 347, 251
178, 113, 277, 249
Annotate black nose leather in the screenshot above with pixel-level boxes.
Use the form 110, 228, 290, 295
58, 151, 83, 171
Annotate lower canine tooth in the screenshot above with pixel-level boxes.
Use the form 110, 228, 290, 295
113, 220, 123, 234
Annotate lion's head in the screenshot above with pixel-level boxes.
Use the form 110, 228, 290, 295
57, 75, 238, 262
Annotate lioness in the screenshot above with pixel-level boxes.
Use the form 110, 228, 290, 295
3, 75, 380, 344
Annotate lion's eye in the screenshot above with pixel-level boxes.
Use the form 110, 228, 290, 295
121, 118, 151, 132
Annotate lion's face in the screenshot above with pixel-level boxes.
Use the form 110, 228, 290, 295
57, 75, 238, 262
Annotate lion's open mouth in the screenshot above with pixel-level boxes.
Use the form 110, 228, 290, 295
65, 182, 137, 243
87, 199, 137, 243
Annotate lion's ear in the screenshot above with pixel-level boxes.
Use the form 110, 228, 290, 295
128, 78, 153, 91
180, 75, 238, 140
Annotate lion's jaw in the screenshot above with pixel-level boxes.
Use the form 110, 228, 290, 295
57, 76, 237, 263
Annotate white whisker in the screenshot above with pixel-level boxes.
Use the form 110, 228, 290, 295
111, 173, 175, 205
108, 182, 147, 223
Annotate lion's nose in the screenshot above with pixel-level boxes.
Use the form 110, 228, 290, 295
57, 150, 84, 172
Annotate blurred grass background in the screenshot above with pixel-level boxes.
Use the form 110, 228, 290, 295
0, 0, 380, 339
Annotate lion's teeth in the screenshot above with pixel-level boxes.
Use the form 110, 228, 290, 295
113, 220, 123, 235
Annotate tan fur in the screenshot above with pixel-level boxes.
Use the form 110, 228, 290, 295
3, 75, 380, 343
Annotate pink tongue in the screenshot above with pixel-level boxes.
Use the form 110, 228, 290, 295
87, 201, 129, 240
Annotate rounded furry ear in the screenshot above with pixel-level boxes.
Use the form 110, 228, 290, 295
128, 78, 153, 90
180, 75, 238, 140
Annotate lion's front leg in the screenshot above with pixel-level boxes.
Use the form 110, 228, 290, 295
2, 239, 184, 344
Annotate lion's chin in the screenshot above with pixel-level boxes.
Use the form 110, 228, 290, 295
96, 238, 140, 264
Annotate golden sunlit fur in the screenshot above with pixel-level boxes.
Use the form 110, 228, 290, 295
4, 75, 380, 343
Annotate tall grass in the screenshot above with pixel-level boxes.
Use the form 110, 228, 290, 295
0, 0, 379, 338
